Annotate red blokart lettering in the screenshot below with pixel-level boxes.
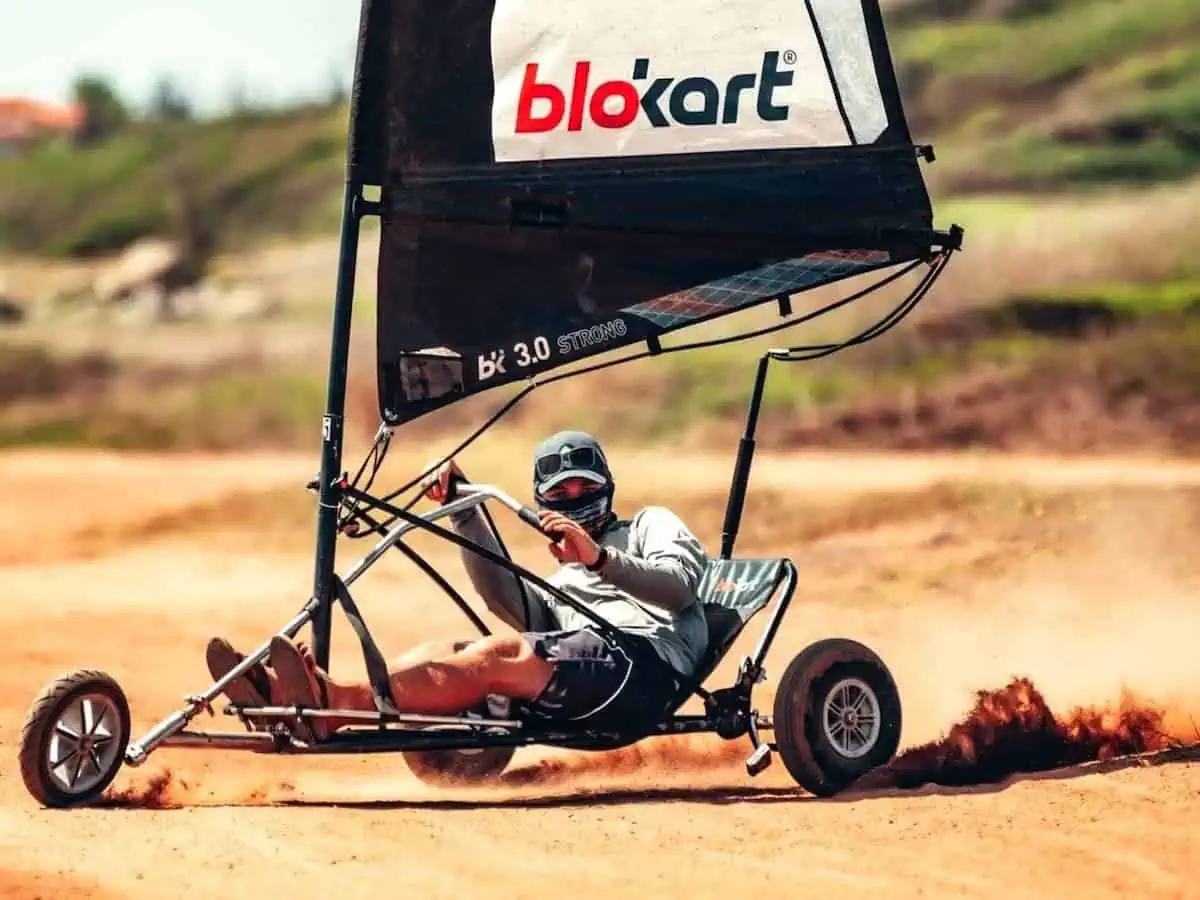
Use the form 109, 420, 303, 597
515, 52, 794, 135
517, 62, 639, 133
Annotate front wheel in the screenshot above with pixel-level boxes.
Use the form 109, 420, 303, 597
772, 638, 902, 797
19, 669, 131, 807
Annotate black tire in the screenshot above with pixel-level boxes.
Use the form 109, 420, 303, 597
403, 744, 516, 787
19, 669, 131, 808
772, 638, 901, 797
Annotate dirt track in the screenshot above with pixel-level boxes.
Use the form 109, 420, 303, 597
2, 447, 1199, 900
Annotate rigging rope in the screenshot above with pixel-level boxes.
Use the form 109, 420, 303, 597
335, 246, 955, 537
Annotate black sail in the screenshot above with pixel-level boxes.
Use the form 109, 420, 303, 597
348, 0, 943, 425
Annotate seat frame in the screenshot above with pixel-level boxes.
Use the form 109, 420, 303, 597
662, 557, 796, 710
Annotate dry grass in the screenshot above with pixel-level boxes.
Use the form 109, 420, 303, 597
771, 317, 1200, 453
924, 179, 1200, 319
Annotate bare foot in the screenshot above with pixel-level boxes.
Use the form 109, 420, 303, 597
293, 639, 332, 706
295, 640, 321, 672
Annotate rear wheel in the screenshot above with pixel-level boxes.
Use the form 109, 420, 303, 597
19, 669, 131, 808
403, 744, 515, 786
772, 638, 901, 797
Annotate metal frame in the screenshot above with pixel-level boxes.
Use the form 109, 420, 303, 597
119, 194, 929, 773
15, 3, 972, 809
310, 181, 369, 673
122, 482, 798, 769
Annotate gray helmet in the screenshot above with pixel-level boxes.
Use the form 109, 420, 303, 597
531, 430, 615, 533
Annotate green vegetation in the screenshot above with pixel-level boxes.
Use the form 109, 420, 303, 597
4, 278, 1200, 453
0, 103, 346, 258
1010, 279, 1200, 317
898, 0, 1197, 84
648, 345, 853, 435
896, 0, 1200, 192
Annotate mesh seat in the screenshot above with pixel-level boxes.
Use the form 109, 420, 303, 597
668, 557, 789, 704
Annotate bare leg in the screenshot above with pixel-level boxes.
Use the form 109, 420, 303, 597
212, 634, 544, 739
269, 635, 553, 734
389, 639, 473, 669
295, 638, 470, 674
321, 635, 553, 716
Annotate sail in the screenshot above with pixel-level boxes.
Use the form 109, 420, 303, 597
348, 0, 945, 425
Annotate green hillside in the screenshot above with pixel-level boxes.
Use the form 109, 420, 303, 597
1, 0, 1197, 258
0, 104, 348, 259
893, 0, 1200, 192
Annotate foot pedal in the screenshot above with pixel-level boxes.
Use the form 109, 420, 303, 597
746, 742, 772, 777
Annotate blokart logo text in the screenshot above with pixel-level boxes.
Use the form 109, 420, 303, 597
515, 51, 796, 134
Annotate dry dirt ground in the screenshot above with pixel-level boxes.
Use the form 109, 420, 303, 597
2, 444, 1200, 900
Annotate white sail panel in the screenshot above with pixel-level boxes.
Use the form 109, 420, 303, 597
489, 0, 885, 162
808, 0, 888, 144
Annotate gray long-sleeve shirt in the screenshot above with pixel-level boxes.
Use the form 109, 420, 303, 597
449, 505, 710, 677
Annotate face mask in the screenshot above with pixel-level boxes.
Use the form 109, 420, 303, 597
536, 483, 614, 535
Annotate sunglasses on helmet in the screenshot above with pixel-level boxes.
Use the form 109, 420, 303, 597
534, 446, 603, 479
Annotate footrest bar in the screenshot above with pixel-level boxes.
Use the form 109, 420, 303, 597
225, 704, 524, 729
158, 730, 282, 750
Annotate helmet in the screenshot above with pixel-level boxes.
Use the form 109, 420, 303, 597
531, 430, 615, 534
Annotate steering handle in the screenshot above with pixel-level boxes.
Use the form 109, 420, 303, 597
444, 472, 468, 502
516, 505, 565, 540
444, 475, 562, 539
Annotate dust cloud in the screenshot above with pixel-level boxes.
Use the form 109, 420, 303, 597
864, 485, 1200, 789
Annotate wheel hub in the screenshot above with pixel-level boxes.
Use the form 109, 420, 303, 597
821, 677, 882, 760
47, 694, 122, 795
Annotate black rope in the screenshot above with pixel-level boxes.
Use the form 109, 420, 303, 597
333, 475, 535, 628
774, 248, 949, 361
336, 425, 392, 535
387, 537, 493, 637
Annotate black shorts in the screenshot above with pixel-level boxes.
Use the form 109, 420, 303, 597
521, 628, 680, 731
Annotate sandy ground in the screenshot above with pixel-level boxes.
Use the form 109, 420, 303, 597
2, 446, 1199, 900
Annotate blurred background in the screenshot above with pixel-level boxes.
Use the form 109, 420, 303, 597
5, 4, 1200, 866
1, 0, 1197, 458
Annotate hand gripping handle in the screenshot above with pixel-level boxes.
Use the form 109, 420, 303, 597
519, 505, 563, 540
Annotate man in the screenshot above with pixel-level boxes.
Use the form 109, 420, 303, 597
206, 430, 710, 739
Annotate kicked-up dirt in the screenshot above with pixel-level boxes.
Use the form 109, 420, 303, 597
1, 445, 1199, 900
